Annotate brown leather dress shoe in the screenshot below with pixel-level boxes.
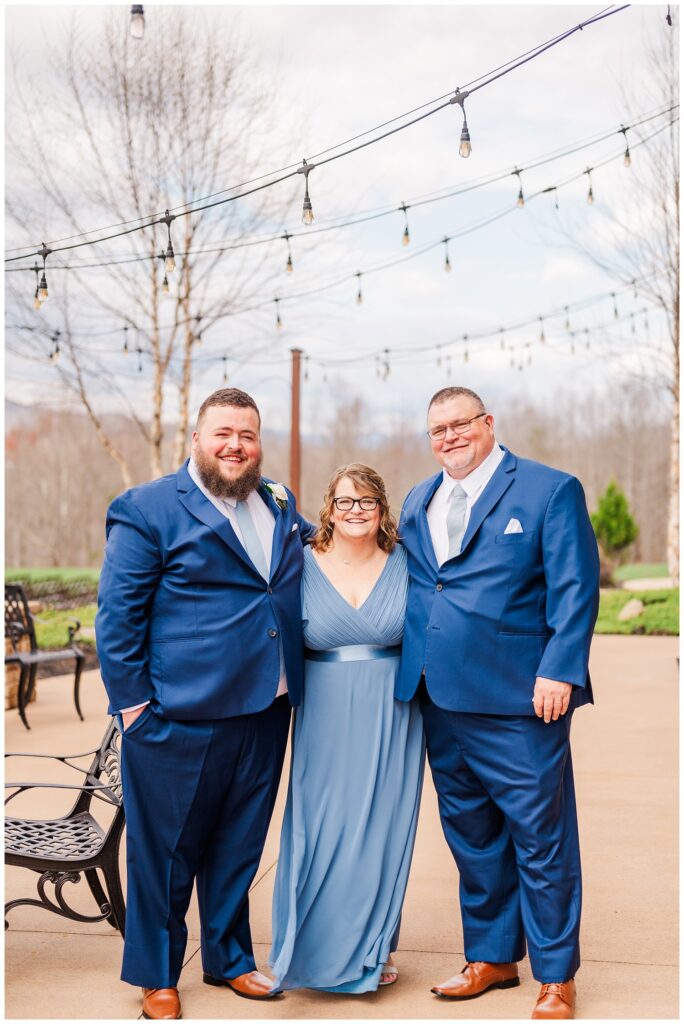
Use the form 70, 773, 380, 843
531, 980, 576, 1019
431, 961, 520, 1000
142, 987, 181, 1019
203, 970, 282, 1000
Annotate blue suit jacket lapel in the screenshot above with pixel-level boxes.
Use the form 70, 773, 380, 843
457, 447, 517, 556
259, 482, 288, 579
418, 473, 443, 573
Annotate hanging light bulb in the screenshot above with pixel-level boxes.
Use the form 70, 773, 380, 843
632, 279, 638, 299
161, 210, 176, 272
564, 306, 571, 332
162, 274, 170, 294
130, 4, 145, 38
666, 5, 673, 26
383, 348, 391, 379
619, 125, 632, 167
304, 356, 310, 382
37, 243, 51, 302
611, 292, 619, 319
222, 356, 228, 384
538, 316, 545, 343
32, 263, 41, 309
49, 331, 61, 363
298, 159, 315, 225
123, 325, 129, 356
283, 232, 293, 273
443, 237, 452, 272
585, 168, 594, 205
375, 355, 382, 379
450, 88, 472, 158
355, 272, 363, 305
513, 168, 525, 208
400, 203, 410, 246
585, 327, 590, 349
500, 328, 505, 351
137, 343, 143, 372
275, 297, 282, 329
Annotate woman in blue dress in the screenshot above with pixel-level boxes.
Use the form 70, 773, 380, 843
270, 463, 425, 994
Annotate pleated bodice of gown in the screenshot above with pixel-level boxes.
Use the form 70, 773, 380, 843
270, 543, 425, 993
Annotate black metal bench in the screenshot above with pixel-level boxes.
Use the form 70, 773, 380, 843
5, 583, 86, 730
5, 720, 125, 935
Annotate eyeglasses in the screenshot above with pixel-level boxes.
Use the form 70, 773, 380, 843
427, 412, 487, 441
333, 496, 381, 511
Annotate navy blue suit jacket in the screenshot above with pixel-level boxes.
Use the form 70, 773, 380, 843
96, 461, 315, 719
396, 447, 600, 715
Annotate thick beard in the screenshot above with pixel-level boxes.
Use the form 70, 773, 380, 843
194, 448, 263, 501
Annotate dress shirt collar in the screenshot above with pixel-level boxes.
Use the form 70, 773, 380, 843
441, 441, 505, 500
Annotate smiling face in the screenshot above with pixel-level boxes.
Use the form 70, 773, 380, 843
191, 403, 263, 499
428, 394, 495, 479
330, 476, 382, 546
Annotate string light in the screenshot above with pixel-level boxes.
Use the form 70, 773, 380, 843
585, 167, 595, 204
619, 124, 631, 166
298, 159, 315, 225
383, 348, 391, 379
632, 278, 638, 299
355, 272, 363, 305
564, 306, 571, 331
137, 339, 143, 372
123, 325, 129, 356
443, 237, 452, 272
463, 334, 469, 363
283, 232, 293, 273
450, 88, 472, 158
585, 327, 591, 348
612, 292, 619, 318
274, 297, 282, 329
304, 355, 310, 381
542, 184, 560, 210
514, 168, 525, 207
500, 327, 505, 351
130, 4, 145, 38
222, 355, 228, 383
49, 330, 61, 363
32, 263, 41, 310
161, 210, 176, 273
37, 243, 50, 302
538, 317, 545, 343
666, 5, 673, 26
400, 203, 410, 246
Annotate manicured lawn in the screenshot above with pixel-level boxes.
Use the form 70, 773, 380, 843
34, 605, 97, 648
613, 562, 669, 581
596, 589, 679, 635
6, 568, 100, 583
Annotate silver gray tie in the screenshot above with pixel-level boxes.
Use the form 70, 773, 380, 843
234, 499, 269, 580
446, 483, 468, 560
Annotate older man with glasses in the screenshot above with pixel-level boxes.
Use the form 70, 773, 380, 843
396, 386, 600, 1020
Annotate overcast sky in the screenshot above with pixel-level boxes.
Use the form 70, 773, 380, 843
5, 2, 676, 435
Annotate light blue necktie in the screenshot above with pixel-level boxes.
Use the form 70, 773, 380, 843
446, 482, 468, 559
234, 499, 269, 580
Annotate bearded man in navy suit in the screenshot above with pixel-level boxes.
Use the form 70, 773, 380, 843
96, 388, 314, 1020
397, 386, 599, 1021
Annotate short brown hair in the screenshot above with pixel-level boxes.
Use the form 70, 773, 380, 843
196, 388, 261, 428
428, 386, 485, 413
313, 463, 398, 554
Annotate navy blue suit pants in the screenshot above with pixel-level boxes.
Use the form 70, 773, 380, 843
118, 696, 290, 988
419, 684, 581, 983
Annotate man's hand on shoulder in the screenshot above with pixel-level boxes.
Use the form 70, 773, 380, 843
533, 677, 572, 723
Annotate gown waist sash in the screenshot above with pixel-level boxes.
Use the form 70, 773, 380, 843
304, 644, 402, 663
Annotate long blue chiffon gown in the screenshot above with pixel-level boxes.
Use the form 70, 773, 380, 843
269, 543, 425, 993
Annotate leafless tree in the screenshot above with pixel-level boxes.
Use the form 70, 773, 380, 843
6, 8, 296, 484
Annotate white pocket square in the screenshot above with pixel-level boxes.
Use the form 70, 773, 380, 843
504, 518, 523, 534
291, 523, 299, 532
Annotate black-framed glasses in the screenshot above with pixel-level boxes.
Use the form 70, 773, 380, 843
333, 496, 381, 511
427, 412, 487, 441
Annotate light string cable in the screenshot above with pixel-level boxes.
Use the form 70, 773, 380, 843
5, 3, 631, 264
6, 116, 674, 360
9, 270, 663, 371
6, 102, 676, 276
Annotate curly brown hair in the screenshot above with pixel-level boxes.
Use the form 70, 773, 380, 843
312, 463, 399, 554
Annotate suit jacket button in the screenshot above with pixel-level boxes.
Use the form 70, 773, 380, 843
436, 583, 443, 591
268, 628, 278, 638
268, 587, 273, 594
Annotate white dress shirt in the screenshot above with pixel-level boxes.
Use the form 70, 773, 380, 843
427, 443, 505, 566
119, 459, 287, 713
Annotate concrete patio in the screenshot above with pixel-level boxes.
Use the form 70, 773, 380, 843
5, 635, 678, 1019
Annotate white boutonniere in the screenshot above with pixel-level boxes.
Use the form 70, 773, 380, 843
266, 482, 289, 510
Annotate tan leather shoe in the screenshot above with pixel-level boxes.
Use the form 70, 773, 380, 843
142, 987, 181, 1019
431, 961, 520, 999
531, 980, 576, 1019
203, 970, 282, 1000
